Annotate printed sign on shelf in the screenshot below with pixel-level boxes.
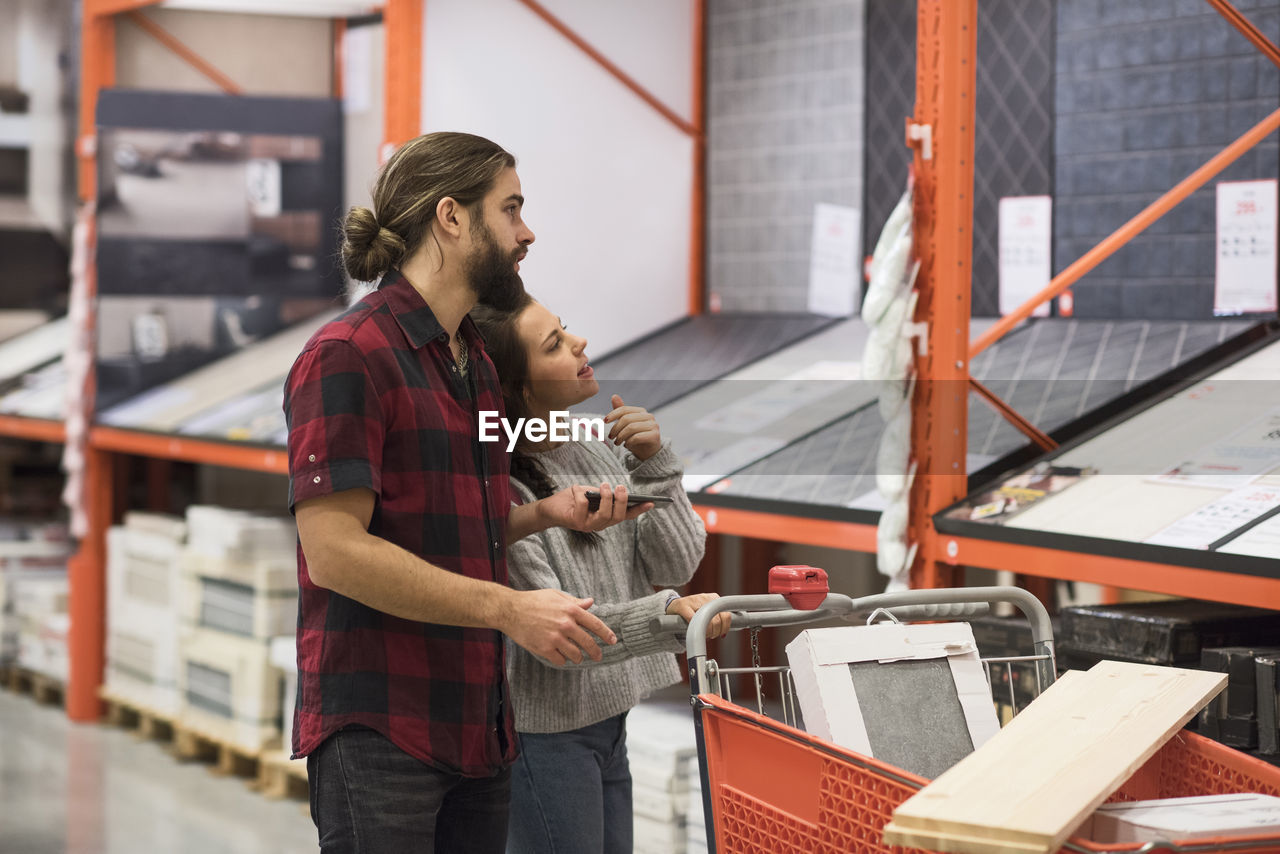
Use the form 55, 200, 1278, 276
998, 195, 1052, 318
1215, 179, 1278, 316
808, 203, 862, 318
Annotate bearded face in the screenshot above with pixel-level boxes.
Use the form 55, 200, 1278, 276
465, 214, 527, 312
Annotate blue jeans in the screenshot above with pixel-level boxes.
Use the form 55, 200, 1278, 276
507, 713, 633, 854
308, 726, 512, 853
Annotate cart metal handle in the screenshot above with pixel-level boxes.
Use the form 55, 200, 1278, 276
648, 601, 988, 636
676, 586, 1055, 696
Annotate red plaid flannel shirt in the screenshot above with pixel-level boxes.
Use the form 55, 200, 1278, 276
284, 271, 517, 776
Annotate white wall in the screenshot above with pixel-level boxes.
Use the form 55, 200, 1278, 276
421, 0, 697, 357
342, 23, 384, 215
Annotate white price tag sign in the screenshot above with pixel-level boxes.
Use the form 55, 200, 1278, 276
1215, 179, 1277, 316
807, 203, 861, 317
998, 195, 1052, 318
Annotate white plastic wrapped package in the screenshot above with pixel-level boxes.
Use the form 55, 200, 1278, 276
861, 311, 913, 384
876, 494, 915, 581
869, 188, 912, 273
875, 407, 913, 500
862, 223, 912, 326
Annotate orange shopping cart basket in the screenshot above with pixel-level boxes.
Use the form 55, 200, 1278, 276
658, 574, 1280, 853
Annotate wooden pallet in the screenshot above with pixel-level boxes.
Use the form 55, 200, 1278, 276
100, 688, 177, 743
255, 750, 309, 800
2, 664, 65, 707
100, 690, 259, 778
171, 721, 263, 779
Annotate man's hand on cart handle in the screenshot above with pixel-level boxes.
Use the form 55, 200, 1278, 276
668, 592, 732, 639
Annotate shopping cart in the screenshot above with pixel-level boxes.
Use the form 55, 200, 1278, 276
654, 569, 1280, 854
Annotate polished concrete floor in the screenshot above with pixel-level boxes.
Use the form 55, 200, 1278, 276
0, 690, 317, 854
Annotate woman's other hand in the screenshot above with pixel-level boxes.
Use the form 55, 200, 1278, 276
604, 394, 661, 461
666, 592, 731, 639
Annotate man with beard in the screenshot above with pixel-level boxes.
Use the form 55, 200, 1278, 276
283, 132, 642, 853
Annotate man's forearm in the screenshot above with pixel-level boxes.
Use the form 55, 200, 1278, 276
305, 531, 514, 629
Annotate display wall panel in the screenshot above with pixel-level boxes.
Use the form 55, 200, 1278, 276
0, 317, 68, 388
940, 332, 1280, 571
653, 318, 870, 491
864, 0, 1053, 319
97, 310, 339, 435
707, 0, 866, 313
1054, 1, 1280, 319
422, 0, 695, 357
700, 318, 1255, 516
574, 312, 837, 414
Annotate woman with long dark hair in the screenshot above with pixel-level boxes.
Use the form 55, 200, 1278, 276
472, 295, 728, 854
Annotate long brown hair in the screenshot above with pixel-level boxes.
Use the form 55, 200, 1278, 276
471, 296, 600, 545
341, 132, 516, 282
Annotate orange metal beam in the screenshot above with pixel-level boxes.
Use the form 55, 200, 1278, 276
968, 377, 1057, 452
1206, 0, 1280, 67
78, 11, 115, 200
333, 19, 347, 100
124, 10, 243, 94
972, 104, 1280, 358
90, 427, 289, 474
688, 0, 707, 316
66, 445, 113, 721
0, 416, 66, 444
513, 0, 699, 139
908, 0, 976, 590
691, 504, 877, 553
940, 534, 1280, 611
382, 0, 423, 149
84, 0, 162, 16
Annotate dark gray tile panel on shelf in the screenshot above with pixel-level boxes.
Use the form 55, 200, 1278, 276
576, 313, 838, 413
704, 317, 1257, 508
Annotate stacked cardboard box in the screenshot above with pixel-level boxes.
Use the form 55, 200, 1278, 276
175, 506, 297, 754
15, 575, 69, 681
0, 519, 71, 675
104, 512, 187, 714
628, 702, 702, 854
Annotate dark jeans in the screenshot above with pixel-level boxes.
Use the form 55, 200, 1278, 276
507, 713, 632, 854
308, 726, 512, 854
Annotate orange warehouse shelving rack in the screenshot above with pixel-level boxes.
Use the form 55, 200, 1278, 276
4, 0, 1276, 723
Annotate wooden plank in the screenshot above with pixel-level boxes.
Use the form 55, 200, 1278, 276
883, 660, 1227, 854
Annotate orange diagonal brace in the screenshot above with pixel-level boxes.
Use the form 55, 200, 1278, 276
1206, 0, 1280, 66
513, 0, 699, 138
968, 377, 1057, 452
971, 104, 1280, 358
124, 9, 242, 95
84, 0, 160, 15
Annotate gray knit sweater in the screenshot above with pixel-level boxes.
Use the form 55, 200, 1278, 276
505, 435, 706, 733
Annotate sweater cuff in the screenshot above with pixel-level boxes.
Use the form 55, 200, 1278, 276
627, 442, 683, 480
618, 590, 685, 657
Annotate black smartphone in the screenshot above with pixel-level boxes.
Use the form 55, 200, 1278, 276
584, 490, 674, 512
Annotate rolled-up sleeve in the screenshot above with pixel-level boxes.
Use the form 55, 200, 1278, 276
284, 339, 385, 511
